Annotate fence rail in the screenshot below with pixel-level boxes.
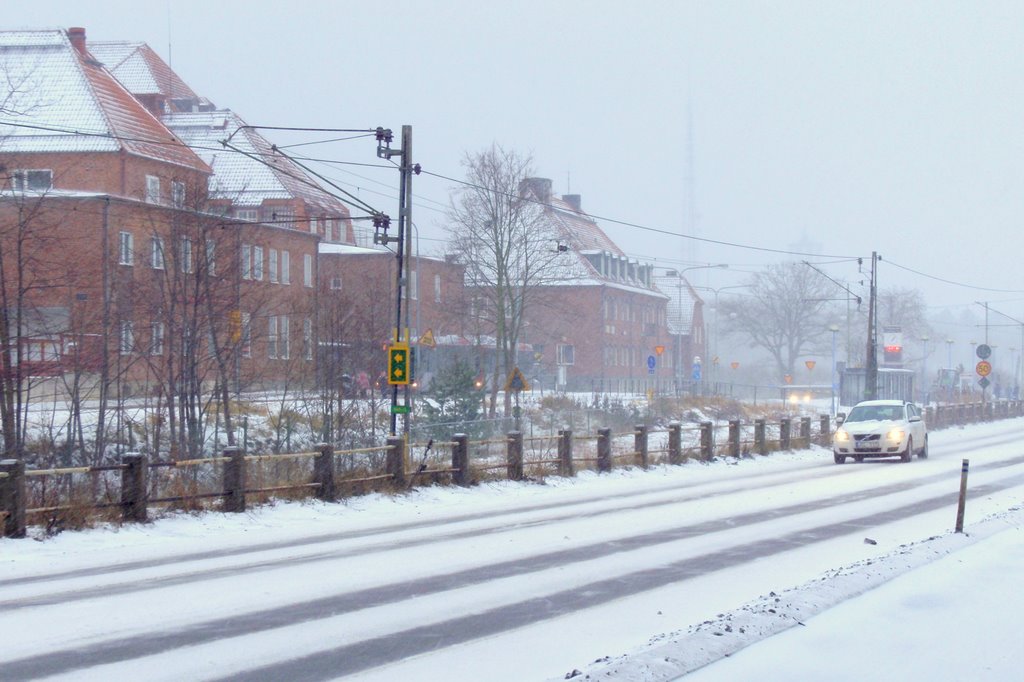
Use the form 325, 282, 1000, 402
3, 400, 1021, 539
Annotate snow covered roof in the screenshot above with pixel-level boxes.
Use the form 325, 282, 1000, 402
652, 273, 703, 335
165, 110, 352, 220
87, 41, 199, 105
0, 29, 209, 173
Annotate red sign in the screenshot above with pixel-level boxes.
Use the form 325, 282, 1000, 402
976, 361, 992, 377
805, 360, 816, 371
654, 345, 665, 356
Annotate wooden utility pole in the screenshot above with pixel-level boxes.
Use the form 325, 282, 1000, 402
865, 251, 879, 400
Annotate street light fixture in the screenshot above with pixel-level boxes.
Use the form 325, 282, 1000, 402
921, 334, 930, 405
664, 264, 729, 394
829, 324, 840, 415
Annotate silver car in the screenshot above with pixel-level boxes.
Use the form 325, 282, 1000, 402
832, 399, 928, 464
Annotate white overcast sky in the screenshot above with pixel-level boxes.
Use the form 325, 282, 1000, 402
11, 1, 1024, 336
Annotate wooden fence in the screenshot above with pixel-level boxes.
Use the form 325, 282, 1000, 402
3, 402, 1020, 539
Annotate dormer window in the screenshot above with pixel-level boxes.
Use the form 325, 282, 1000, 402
172, 180, 186, 208
10, 169, 52, 191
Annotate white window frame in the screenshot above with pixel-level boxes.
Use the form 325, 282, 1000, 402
279, 316, 290, 359
303, 318, 313, 360
171, 180, 186, 208
119, 321, 134, 355
11, 169, 52, 191
150, 321, 164, 355
180, 237, 193, 274
205, 239, 216, 276
241, 244, 251, 280
330, 277, 343, 291
269, 249, 279, 284
434, 274, 441, 303
409, 270, 418, 301
235, 208, 259, 222
281, 250, 290, 285
303, 254, 313, 287
241, 312, 251, 358
267, 316, 278, 359
145, 175, 160, 204
556, 343, 575, 366
253, 246, 264, 281
119, 231, 134, 266
150, 236, 165, 269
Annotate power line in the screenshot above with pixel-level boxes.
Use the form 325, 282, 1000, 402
885, 259, 1024, 294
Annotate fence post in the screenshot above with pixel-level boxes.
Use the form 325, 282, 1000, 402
0, 459, 26, 538
120, 453, 148, 523
634, 424, 649, 469
819, 414, 831, 445
700, 421, 713, 460
800, 417, 811, 449
451, 433, 469, 486
313, 443, 336, 502
558, 428, 575, 477
386, 437, 407, 487
597, 427, 612, 472
507, 431, 524, 481
780, 418, 791, 450
755, 419, 766, 455
668, 421, 682, 464
728, 420, 740, 457
222, 447, 246, 513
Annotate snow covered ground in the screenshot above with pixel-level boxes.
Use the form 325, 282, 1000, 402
2, 418, 1022, 681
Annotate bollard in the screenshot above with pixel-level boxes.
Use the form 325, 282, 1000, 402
506, 431, 524, 480
668, 421, 683, 465
452, 433, 470, 486
313, 443, 336, 502
120, 453, 148, 523
558, 428, 575, 477
0, 459, 26, 538
800, 417, 811, 449
634, 424, 649, 469
728, 420, 740, 457
780, 418, 791, 450
819, 414, 831, 445
700, 421, 713, 460
955, 458, 970, 533
597, 427, 612, 472
222, 446, 246, 513
755, 419, 766, 455
386, 437, 407, 487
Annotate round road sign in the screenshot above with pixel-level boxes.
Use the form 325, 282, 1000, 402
976, 360, 992, 377
977, 344, 992, 360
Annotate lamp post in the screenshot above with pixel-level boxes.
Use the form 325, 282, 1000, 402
667, 264, 729, 394
829, 324, 840, 415
920, 334, 929, 405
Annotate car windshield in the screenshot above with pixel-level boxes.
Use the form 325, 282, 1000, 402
846, 405, 904, 422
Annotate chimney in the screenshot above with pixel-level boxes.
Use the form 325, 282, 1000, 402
519, 177, 552, 203
562, 194, 582, 212
68, 27, 87, 55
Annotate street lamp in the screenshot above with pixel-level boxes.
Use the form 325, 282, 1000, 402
921, 335, 929, 405
829, 324, 840, 415
666, 264, 729, 394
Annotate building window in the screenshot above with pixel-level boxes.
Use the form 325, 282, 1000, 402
271, 208, 295, 229
241, 244, 251, 280
119, 231, 134, 265
556, 344, 575, 366
324, 217, 335, 241
303, 254, 313, 287
281, 250, 290, 284
145, 175, 160, 204
409, 270, 418, 301
268, 316, 278, 359
172, 180, 186, 208
119, 321, 134, 355
11, 169, 52, 191
151, 322, 164, 355
241, 312, 251, 358
303, 318, 313, 360
279, 316, 290, 359
434, 274, 442, 303
150, 236, 165, 269
180, 237, 193, 273
269, 249, 279, 283
253, 246, 264, 280
330, 277, 343, 290
205, 239, 216, 276
309, 215, 318, 234
235, 208, 259, 222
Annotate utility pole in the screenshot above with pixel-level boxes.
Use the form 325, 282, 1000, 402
864, 251, 879, 401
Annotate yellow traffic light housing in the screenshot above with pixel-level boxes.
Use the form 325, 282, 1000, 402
388, 343, 410, 385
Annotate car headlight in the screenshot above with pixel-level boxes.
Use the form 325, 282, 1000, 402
834, 430, 850, 442
886, 429, 905, 441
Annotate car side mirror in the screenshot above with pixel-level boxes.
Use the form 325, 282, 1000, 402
835, 413, 846, 425
908, 415, 921, 423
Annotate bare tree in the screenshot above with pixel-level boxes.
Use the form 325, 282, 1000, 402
446, 144, 568, 416
720, 261, 838, 381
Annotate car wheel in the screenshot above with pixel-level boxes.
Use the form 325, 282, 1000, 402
901, 437, 913, 463
854, 456, 864, 463
834, 453, 846, 464
918, 436, 928, 459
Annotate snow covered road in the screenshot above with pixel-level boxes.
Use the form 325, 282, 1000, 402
2, 419, 1023, 680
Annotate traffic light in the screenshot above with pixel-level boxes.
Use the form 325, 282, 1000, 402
388, 343, 410, 385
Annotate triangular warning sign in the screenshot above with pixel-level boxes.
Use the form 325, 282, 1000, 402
419, 329, 436, 348
505, 366, 531, 392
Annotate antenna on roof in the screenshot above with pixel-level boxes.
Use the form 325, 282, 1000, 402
166, 0, 174, 105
